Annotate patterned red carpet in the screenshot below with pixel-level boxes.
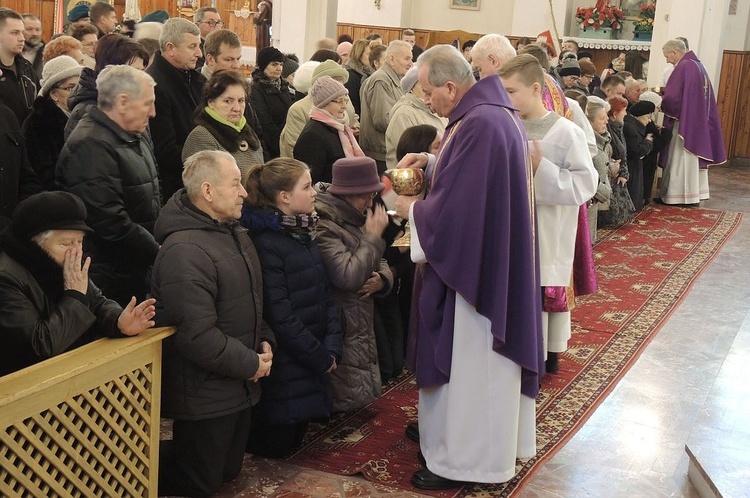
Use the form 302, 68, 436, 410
286, 205, 742, 497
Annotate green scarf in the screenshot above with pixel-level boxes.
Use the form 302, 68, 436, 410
204, 106, 247, 132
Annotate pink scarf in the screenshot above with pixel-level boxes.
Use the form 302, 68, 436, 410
309, 107, 364, 158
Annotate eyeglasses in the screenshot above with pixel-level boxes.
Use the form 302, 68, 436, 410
331, 97, 350, 105
55, 84, 77, 92
200, 20, 224, 27
82, 41, 97, 48
566, 76, 580, 82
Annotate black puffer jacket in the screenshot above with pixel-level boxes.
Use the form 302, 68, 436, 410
21, 95, 68, 190
152, 191, 276, 421
56, 107, 161, 304
249, 70, 292, 158
293, 119, 345, 184
0, 104, 41, 231
0, 55, 39, 123
0, 231, 124, 376
147, 51, 206, 200
64, 67, 97, 140
240, 207, 343, 425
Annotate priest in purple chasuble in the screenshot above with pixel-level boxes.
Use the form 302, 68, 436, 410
659, 40, 726, 205
394, 45, 544, 489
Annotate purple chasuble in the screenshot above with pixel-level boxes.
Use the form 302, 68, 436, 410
662, 51, 726, 169
410, 75, 544, 399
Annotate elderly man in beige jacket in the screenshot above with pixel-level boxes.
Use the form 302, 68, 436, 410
279, 59, 359, 158
384, 65, 447, 170
359, 40, 413, 173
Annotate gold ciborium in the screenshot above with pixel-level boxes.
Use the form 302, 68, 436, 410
386, 168, 425, 248
385, 168, 426, 196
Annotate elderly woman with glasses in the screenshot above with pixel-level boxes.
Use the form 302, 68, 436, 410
293, 76, 363, 184
21, 55, 82, 190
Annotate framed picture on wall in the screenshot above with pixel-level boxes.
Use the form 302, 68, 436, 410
449, 0, 481, 11
617, 0, 652, 20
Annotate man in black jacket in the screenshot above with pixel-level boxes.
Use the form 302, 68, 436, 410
0, 101, 40, 231
0, 9, 39, 123
152, 150, 275, 497
147, 17, 206, 202
56, 65, 161, 307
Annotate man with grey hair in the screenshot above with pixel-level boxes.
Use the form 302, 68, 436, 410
470, 33, 516, 79
659, 38, 725, 205
56, 65, 161, 306
148, 17, 206, 201
360, 40, 413, 172
194, 6, 222, 69
394, 44, 543, 490
152, 150, 275, 497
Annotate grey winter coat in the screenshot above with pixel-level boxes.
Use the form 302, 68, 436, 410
314, 185, 393, 412
359, 63, 405, 161
385, 93, 447, 170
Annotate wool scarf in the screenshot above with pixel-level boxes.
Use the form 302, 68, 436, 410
309, 107, 364, 158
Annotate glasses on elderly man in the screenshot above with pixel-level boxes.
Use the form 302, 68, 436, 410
200, 20, 224, 27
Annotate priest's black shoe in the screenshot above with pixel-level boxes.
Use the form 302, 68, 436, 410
545, 352, 559, 374
411, 469, 462, 490
405, 422, 419, 443
417, 450, 426, 467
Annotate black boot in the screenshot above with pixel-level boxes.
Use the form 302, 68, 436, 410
545, 352, 559, 374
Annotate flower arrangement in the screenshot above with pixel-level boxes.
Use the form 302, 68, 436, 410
575, 5, 623, 31
633, 3, 656, 32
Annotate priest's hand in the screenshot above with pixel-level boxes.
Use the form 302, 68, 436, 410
395, 195, 418, 220
617, 176, 627, 186
117, 297, 156, 336
397, 152, 428, 170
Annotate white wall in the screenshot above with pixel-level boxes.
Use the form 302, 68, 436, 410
724, 0, 750, 51
512, 0, 568, 40
337, 0, 405, 27
405, 0, 513, 35
275, 0, 339, 60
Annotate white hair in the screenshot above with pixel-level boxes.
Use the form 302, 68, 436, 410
662, 39, 687, 53
97, 65, 156, 110
417, 44, 474, 88
386, 39, 412, 57
585, 95, 609, 122
472, 34, 516, 66
182, 150, 237, 200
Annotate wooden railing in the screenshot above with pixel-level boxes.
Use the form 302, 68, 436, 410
0, 327, 174, 498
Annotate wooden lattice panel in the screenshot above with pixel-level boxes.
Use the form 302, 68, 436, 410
0, 328, 174, 498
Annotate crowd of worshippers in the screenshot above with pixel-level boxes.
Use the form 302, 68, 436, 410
0, 3, 725, 493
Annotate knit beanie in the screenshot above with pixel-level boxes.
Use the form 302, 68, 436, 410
311, 59, 349, 84
256, 47, 284, 72
293, 61, 319, 94
638, 90, 662, 109
310, 76, 348, 108
281, 55, 300, 79
559, 58, 581, 77
39, 55, 83, 97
